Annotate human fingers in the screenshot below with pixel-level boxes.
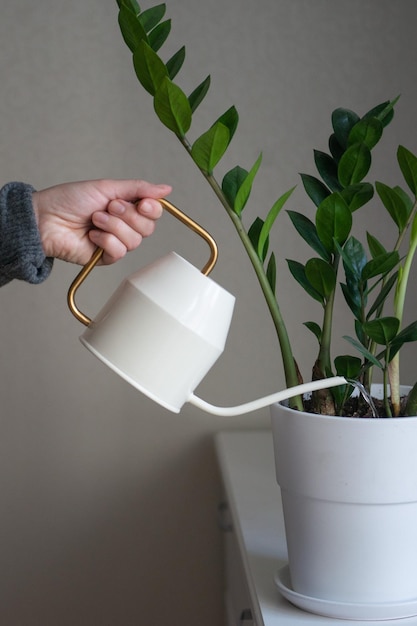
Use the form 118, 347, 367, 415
105, 180, 172, 202
107, 198, 164, 227
88, 228, 128, 265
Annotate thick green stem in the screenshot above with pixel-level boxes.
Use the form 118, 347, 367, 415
389, 201, 417, 413
178, 136, 303, 409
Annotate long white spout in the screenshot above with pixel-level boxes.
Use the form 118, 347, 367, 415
188, 376, 348, 416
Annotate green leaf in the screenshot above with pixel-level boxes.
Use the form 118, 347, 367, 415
366, 271, 398, 319
300, 173, 330, 207
340, 182, 374, 212
248, 217, 268, 260
397, 145, 417, 195
117, 0, 141, 14
133, 40, 168, 95
334, 355, 362, 379
216, 106, 239, 144
188, 75, 211, 113
287, 210, 330, 261
363, 99, 397, 127
376, 181, 409, 231
222, 166, 248, 207
316, 193, 352, 253
343, 335, 383, 368
367, 232, 387, 258
328, 134, 344, 162
138, 4, 166, 32
258, 187, 295, 258
287, 259, 324, 303
361, 251, 399, 281
118, 4, 147, 52
389, 321, 417, 360
305, 258, 336, 300
332, 108, 360, 149
341, 282, 362, 319
363, 317, 400, 345
148, 19, 171, 52
393, 185, 413, 213
266, 252, 277, 294
304, 321, 322, 343
154, 76, 191, 136
338, 143, 372, 187
340, 236, 367, 280
348, 117, 383, 150
166, 46, 186, 80
314, 150, 341, 192
233, 153, 262, 215
191, 122, 230, 173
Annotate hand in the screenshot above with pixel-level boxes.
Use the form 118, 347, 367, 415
32, 179, 172, 265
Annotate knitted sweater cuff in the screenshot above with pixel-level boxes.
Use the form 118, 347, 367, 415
0, 182, 54, 286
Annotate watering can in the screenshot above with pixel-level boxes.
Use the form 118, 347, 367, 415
68, 199, 346, 415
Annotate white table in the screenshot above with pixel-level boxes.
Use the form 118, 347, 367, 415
215, 430, 417, 626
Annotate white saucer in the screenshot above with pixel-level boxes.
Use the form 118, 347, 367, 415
274, 564, 417, 620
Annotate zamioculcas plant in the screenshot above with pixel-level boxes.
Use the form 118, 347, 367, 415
115, 0, 417, 416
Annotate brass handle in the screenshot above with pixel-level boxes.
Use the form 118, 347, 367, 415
67, 198, 218, 327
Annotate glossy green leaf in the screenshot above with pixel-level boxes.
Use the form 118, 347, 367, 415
233, 153, 262, 215
148, 19, 171, 52
338, 143, 371, 187
390, 320, 417, 358
366, 271, 398, 319
188, 75, 210, 113
316, 193, 352, 253
361, 251, 399, 281
166, 46, 186, 80
118, 4, 147, 52
340, 182, 374, 212
287, 210, 330, 261
133, 40, 167, 95
398, 145, 417, 195
266, 252, 277, 294
304, 321, 322, 343
376, 181, 409, 231
154, 76, 191, 136
393, 185, 413, 213
334, 355, 362, 379
287, 259, 324, 303
305, 258, 336, 300
328, 134, 344, 162
138, 4, 166, 32
343, 335, 383, 368
314, 150, 341, 191
222, 166, 248, 207
248, 217, 268, 260
300, 173, 330, 207
117, 0, 141, 14
258, 187, 295, 259
332, 108, 360, 149
340, 236, 367, 280
191, 122, 230, 173
341, 282, 362, 319
363, 317, 400, 345
363, 99, 397, 127
348, 117, 383, 150
366, 232, 387, 258
216, 106, 239, 143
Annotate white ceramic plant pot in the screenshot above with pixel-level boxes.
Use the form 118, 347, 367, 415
270, 384, 417, 620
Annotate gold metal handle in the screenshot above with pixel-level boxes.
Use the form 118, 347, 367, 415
67, 198, 218, 326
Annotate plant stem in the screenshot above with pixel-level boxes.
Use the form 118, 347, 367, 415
178, 135, 303, 409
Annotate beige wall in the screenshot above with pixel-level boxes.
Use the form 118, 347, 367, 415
1, 1, 417, 623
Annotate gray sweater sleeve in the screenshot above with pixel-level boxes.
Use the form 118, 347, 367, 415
0, 182, 54, 286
